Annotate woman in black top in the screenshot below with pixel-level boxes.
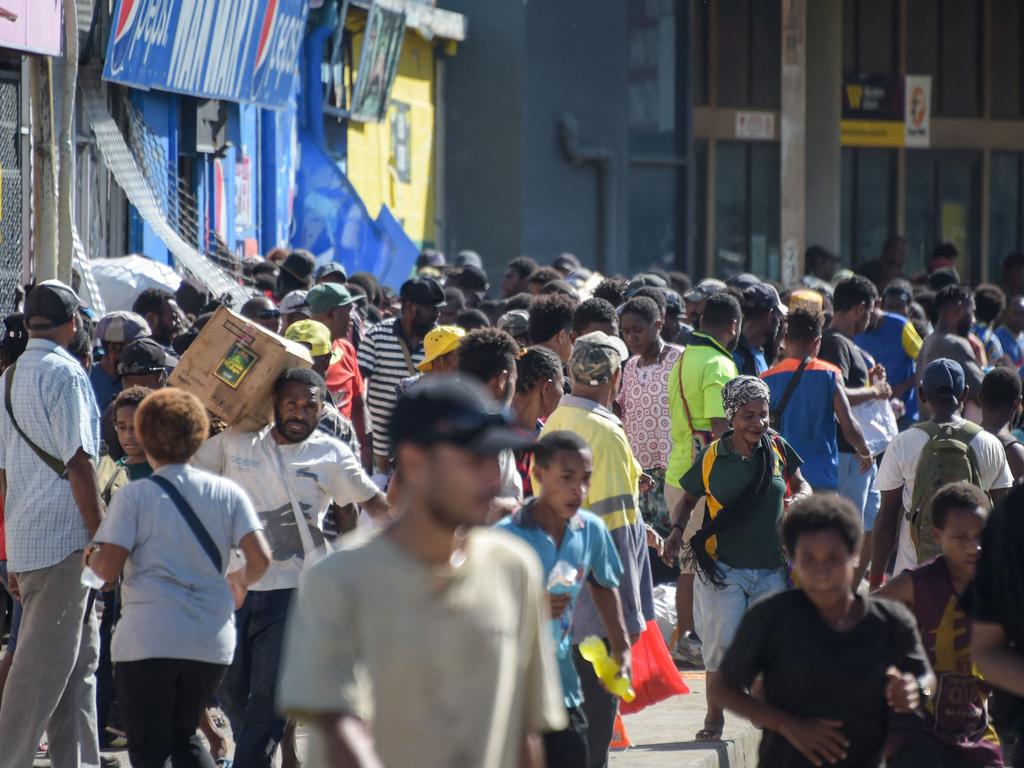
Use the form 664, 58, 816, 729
709, 494, 934, 767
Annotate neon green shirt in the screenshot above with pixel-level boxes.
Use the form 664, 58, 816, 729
666, 333, 738, 489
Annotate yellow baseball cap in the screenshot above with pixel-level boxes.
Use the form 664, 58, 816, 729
286, 319, 341, 363
417, 325, 465, 373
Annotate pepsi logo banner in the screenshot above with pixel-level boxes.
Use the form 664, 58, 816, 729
104, 0, 308, 109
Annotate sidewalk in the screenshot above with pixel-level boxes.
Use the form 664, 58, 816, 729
610, 672, 762, 768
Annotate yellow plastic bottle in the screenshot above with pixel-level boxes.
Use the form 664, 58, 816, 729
578, 635, 635, 702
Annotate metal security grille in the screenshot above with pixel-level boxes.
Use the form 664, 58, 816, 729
0, 72, 21, 318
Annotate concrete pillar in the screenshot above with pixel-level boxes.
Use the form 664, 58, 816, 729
780, 0, 806, 287
804, 0, 842, 256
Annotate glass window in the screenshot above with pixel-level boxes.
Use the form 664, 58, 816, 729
939, 0, 981, 117
906, 0, 939, 82
991, 0, 1022, 119
693, 0, 709, 105
989, 153, 1023, 278
905, 150, 982, 282
841, 148, 896, 267
842, 0, 898, 76
716, 0, 750, 107
714, 141, 780, 280
715, 0, 780, 108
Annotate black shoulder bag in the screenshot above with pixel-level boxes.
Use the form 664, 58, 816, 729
149, 475, 223, 573
770, 357, 810, 431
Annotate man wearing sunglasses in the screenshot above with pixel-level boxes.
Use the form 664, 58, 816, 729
240, 296, 282, 335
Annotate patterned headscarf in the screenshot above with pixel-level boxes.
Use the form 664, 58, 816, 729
722, 375, 771, 423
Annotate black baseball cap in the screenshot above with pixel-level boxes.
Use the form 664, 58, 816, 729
315, 262, 347, 283
399, 276, 446, 307
24, 281, 82, 330
389, 376, 535, 454
118, 338, 178, 376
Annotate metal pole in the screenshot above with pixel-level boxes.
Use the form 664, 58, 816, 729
57, 0, 79, 284
29, 57, 57, 283
677, 0, 696, 276
780, 0, 806, 286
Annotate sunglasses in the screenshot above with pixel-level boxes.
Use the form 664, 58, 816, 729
258, 309, 282, 320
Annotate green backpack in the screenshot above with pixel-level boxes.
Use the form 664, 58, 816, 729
907, 420, 984, 563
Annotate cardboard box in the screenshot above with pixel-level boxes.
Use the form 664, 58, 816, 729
169, 306, 313, 431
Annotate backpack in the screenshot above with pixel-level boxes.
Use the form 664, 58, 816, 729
907, 421, 984, 563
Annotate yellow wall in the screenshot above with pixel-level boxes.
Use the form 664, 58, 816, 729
346, 30, 437, 247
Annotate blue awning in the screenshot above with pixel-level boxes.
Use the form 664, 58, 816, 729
103, 0, 308, 110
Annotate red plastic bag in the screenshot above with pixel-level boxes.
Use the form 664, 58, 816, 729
619, 619, 690, 715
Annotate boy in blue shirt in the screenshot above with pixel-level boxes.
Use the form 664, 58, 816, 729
496, 431, 630, 768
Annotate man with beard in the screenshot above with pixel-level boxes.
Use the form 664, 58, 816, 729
278, 377, 566, 767
918, 284, 986, 422
358, 276, 445, 472
194, 368, 389, 768
131, 288, 184, 352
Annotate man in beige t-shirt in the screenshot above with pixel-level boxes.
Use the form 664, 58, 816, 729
278, 378, 567, 767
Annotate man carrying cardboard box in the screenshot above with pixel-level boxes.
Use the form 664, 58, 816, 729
195, 367, 389, 768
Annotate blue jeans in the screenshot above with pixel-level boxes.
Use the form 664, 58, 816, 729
0, 561, 21, 653
837, 453, 880, 531
693, 563, 787, 670
220, 589, 294, 768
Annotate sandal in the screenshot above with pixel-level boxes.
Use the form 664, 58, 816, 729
694, 727, 723, 742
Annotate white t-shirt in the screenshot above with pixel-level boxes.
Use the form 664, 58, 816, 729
876, 421, 1012, 575
194, 426, 380, 591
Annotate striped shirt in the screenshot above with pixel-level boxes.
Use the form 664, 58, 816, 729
0, 339, 101, 571
357, 317, 424, 457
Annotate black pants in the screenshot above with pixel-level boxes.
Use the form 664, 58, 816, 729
572, 644, 618, 768
115, 658, 227, 768
544, 706, 589, 768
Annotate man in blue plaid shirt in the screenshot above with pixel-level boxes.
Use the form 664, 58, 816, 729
0, 282, 104, 768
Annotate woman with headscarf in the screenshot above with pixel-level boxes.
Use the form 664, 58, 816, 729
663, 375, 811, 742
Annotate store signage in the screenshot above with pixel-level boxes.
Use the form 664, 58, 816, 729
104, 0, 308, 109
0, 1, 61, 56
904, 75, 931, 148
735, 111, 776, 140
841, 74, 932, 148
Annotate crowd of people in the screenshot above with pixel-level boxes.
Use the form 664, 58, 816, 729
1, 238, 1024, 768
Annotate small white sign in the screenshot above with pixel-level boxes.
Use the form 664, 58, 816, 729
735, 111, 776, 140
904, 75, 931, 148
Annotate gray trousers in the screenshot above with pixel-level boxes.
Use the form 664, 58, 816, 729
0, 551, 100, 768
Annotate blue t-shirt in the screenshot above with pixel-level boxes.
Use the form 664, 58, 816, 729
733, 336, 768, 377
763, 358, 841, 490
973, 324, 1004, 366
855, 313, 920, 422
89, 364, 121, 414
996, 326, 1024, 368
496, 503, 623, 708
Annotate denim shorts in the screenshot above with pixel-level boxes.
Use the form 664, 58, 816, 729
693, 563, 787, 670
0, 560, 21, 653
837, 453, 880, 531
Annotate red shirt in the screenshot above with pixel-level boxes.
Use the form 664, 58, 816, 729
325, 338, 364, 419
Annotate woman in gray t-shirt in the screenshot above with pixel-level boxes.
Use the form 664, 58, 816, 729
86, 389, 270, 768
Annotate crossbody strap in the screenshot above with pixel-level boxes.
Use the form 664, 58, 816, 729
149, 475, 223, 573
4, 362, 68, 478
774, 357, 810, 424
676, 348, 698, 435
270, 439, 317, 558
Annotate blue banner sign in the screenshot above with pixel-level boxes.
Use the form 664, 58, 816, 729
104, 0, 308, 109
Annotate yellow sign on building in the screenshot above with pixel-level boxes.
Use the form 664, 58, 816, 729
346, 31, 437, 248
